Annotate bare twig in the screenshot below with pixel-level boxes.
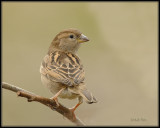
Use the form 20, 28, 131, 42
2, 82, 85, 126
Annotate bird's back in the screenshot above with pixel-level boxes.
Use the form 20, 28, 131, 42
40, 51, 85, 87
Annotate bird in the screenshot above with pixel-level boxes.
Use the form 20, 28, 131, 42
40, 28, 97, 114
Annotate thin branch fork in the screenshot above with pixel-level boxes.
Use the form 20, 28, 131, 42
2, 82, 85, 126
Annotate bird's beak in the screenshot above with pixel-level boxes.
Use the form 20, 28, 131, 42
77, 34, 89, 43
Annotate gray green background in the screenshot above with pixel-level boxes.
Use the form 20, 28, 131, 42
2, 2, 158, 126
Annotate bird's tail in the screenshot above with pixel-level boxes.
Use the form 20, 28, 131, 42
79, 88, 97, 104
69, 84, 98, 104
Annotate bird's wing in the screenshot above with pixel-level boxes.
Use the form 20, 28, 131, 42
40, 51, 85, 86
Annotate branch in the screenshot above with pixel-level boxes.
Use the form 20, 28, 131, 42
2, 82, 85, 126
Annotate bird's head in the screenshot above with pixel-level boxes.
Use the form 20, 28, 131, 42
48, 28, 89, 54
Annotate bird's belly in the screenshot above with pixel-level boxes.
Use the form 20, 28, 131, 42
41, 74, 78, 99
59, 88, 79, 99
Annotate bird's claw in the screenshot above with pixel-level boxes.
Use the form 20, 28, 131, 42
50, 97, 60, 108
69, 108, 76, 121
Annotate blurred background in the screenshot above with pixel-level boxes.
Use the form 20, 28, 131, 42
2, 2, 158, 126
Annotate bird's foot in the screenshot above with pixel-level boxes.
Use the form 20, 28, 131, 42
50, 96, 59, 107
69, 103, 81, 121
69, 107, 76, 121
50, 88, 65, 107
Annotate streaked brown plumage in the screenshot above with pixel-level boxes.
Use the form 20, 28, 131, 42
40, 28, 97, 113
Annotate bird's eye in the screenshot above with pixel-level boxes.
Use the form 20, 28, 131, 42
69, 35, 74, 38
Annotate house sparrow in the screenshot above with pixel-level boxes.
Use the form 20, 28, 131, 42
40, 28, 97, 113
